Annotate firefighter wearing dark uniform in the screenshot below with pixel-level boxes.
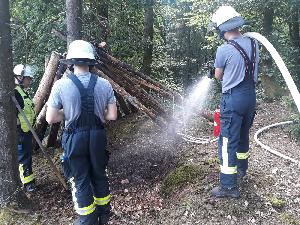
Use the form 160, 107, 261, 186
46, 40, 117, 225
13, 64, 36, 192
209, 6, 260, 198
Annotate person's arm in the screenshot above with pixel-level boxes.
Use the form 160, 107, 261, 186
14, 89, 24, 109
215, 68, 224, 80
45, 81, 64, 124
104, 80, 117, 121
46, 106, 64, 124
105, 103, 117, 121
214, 45, 226, 80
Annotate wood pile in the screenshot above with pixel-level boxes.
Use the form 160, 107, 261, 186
33, 44, 184, 149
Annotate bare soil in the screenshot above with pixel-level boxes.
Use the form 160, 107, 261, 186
1, 100, 299, 225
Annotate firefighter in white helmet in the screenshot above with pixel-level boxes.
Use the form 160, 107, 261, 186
14, 64, 36, 192
46, 40, 117, 225
208, 6, 260, 198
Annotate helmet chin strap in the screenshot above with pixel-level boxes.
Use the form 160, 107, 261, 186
15, 75, 25, 86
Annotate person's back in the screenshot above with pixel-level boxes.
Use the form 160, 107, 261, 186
215, 35, 259, 94
49, 72, 115, 128
209, 6, 260, 199
46, 40, 117, 225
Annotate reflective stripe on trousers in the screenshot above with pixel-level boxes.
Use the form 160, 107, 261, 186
19, 164, 35, 184
218, 83, 256, 188
94, 194, 111, 206
70, 177, 97, 215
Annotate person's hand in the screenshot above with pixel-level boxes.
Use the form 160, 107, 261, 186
207, 68, 215, 79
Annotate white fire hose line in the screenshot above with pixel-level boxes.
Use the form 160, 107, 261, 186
244, 32, 299, 164
177, 132, 218, 144
254, 121, 299, 164
176, 33, 300, 149
244, 32, 300, 114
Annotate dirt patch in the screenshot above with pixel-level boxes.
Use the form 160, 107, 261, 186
4, 100, 299, 225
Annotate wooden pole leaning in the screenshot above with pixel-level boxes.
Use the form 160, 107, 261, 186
11, 96, 68, 190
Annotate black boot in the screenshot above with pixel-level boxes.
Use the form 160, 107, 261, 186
97, 204, 112, 225
211, 186, 240, 198
237, 169, 246, 179
74, 212, 98, 225
24, 180, 36, 192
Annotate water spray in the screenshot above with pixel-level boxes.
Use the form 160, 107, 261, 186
174, 76, 218, 144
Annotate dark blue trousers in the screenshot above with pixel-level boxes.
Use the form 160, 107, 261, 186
18, 129, 34, 184
62, 127, 110, 216
218, 80, 256, 188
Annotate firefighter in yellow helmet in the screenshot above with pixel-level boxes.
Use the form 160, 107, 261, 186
14, 64, 36, 192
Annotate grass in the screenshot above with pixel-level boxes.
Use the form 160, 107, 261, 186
160, 164, 207, 196
279, 213, 300, 225
0, 208, 41, 225
267, 195, 286, 209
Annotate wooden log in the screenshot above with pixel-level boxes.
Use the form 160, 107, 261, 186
93, 68, 166, 127
115, 93, 131, 115
46, 122, 61, 148
96, 47, 182, 100
34, 104, 48, 150
33, 52, 61, 115
96, 63, 167, 119
100, 56, 177, 100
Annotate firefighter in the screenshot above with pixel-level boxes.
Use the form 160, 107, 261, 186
209, 6, 259, 198
14, 64, 36, 192
46, 40, 117, 225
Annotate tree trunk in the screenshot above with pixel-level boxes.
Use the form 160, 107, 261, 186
289, 2, 300, 88
95, 0, 109, 43
33, 52, 61, 116
66, 0, 83, 46
0, 0, 22, 207
184, 26, 192, 93
142, 0, 155, 76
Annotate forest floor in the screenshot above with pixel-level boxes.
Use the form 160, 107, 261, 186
1, 100, 299, 225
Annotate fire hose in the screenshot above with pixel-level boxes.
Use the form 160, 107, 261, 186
254, 121, 299, 164
244, 32, 300, 164
178, 32, 300, 165
12, 96, 68, 190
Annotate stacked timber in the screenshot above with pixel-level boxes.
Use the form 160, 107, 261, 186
33, 44, 183, 148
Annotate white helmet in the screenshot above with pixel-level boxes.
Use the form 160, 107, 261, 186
63, 40, 96, 65
211, 6, 245, 38
212, 6, 241, 27
13, 64, 34, 78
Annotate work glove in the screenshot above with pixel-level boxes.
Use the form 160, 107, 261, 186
207, 68, 215, 79
204, 60, 215, 79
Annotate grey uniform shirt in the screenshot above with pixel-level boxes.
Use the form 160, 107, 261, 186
47, 72, 116, 128
214, 35, 259, 93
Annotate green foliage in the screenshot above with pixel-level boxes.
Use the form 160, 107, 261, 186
160, 164, 206, 196
9, 0, 300, 96
11, 0, 66, 91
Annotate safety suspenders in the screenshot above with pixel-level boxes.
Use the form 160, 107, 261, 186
228, 38, 257, 79
66, 73, 103, 132
68, 74, 98, 114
